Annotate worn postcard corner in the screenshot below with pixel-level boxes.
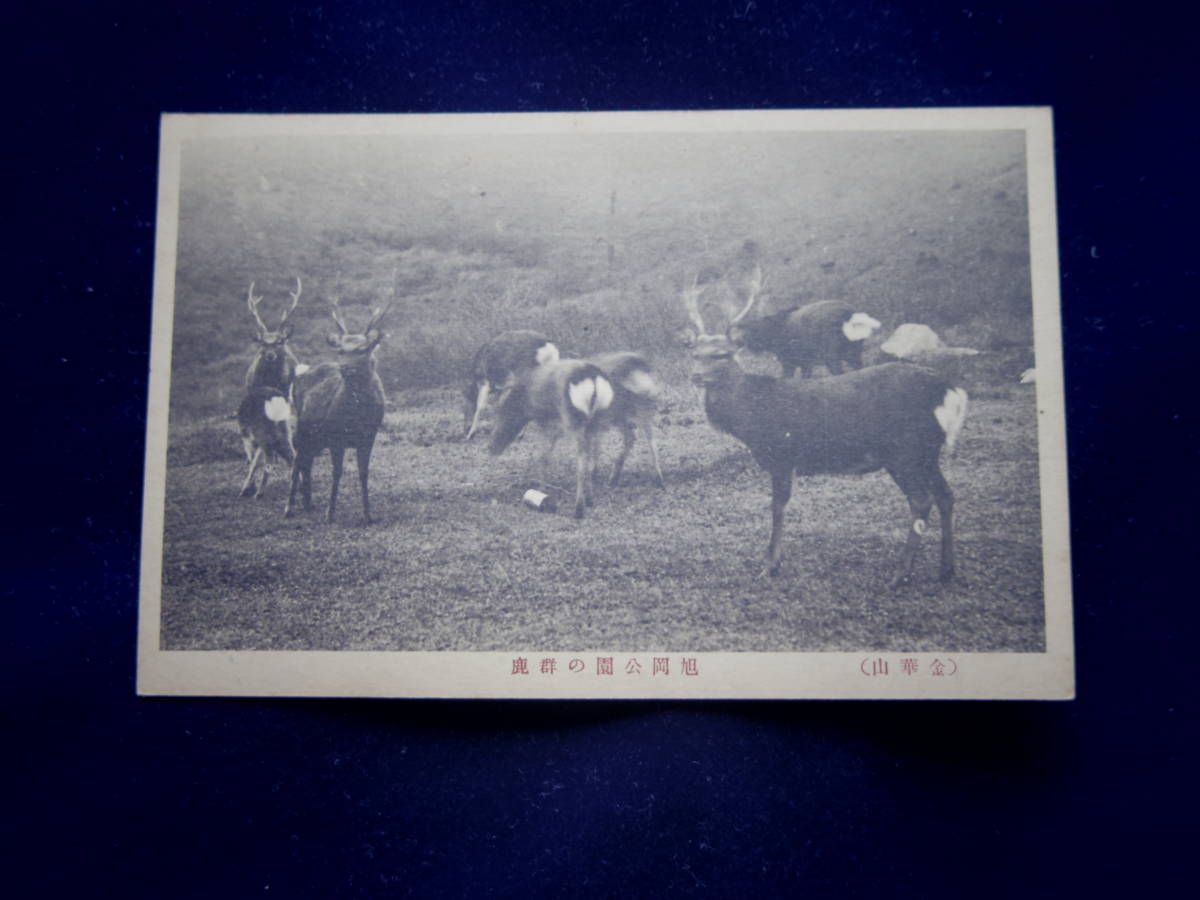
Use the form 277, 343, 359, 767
138, 107, 1073, 700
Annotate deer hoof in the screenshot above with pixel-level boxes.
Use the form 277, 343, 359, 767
240, 486, 255, 498
574, 505, 585, 520
889, 573, 911, 590
759, 562, 781, 578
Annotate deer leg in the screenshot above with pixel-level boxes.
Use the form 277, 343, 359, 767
257, 456, 271, 499
762, 467, 793, 577
539, 429, 560, 485
284, 453, 305, 517
240, 446, 264, 497
890, 471, 935, 588
573, 432, 590, 519
301, 455, 315, 511
798, 364, 812, 379
327, 446, 346, 523
610, 422, 634, 486
465, 381, 490, 441
781, 363, 797, 379
931, 468, 956, 582
643, 420, 665, 488
585, 429, 598, 507
356, 442, 375, 524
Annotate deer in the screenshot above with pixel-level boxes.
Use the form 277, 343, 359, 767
724, 271, 881, 378
244, 278, 304, 390
463, 330, 559, 440
284, 287, 391, 524
488, 351, 665, 518
585, 351, 665, 490
237, 278, 304, 498
684, 267, 968, 585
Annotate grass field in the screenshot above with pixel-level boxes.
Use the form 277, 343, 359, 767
153, 123, 1047, 652
160, 369, 1044, 652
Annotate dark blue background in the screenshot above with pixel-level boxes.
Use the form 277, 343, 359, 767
8, 1, 1197, 895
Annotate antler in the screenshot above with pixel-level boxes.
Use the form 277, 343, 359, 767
681, 272, 708, 336
278, 276, 302, 329
365, 268, 398, 333
330, 293, 350, 335
247, 281, 269, 334
728, 264, 765, 328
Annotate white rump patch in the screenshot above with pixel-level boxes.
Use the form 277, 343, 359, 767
568, 378, 596, 415
624, 369, 659, 398
263, 396, 291, 423
882, 323, 942, 359
536, 342, 560, 366
294, 363, 310, 376
842, 312, 882, 342
934, 388, 969, 454
593, 375, 614, 411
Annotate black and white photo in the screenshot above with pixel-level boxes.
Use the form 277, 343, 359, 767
138, 109, 1073, 698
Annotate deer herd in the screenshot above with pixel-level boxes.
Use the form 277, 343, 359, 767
234, 266, 969, 585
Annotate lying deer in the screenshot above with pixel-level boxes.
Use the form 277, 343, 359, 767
724, 271, 882, 378
284, 291, 390, 524
685, 267, 967, 585
237, 278, 304, 498
463, 330, 559, 440
488, 352, 665, 518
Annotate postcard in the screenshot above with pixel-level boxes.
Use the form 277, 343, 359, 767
138, 108, 1073, 698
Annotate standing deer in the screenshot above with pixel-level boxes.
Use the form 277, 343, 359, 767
488, 359, 615, 519
244, 278, 304, 390
237, 278, 304, 498
684, 267, 967, 584
284, 290, 390, 524
725, 271, 881, 378
489, 351, 666, 518
585, 351, 665, 489
463, 330, 559, 440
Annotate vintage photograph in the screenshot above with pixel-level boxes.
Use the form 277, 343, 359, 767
138, 109, 1073, 698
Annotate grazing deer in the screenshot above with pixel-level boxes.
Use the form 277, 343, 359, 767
284, 291, 390, 524
724, 270, 881, 378
237, 278, 304, 498
463, 330, 559, 440
585, 352, 666, 489
488, 352, 665, 518
684, 268, 967, 584
489, 359, 613, 519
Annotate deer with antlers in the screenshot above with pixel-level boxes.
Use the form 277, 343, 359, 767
284, 284, 391, 524
244, 278, 304, 390
684, 267, 967, 584
237, 278, 305, 498
723, 270, 882, 378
